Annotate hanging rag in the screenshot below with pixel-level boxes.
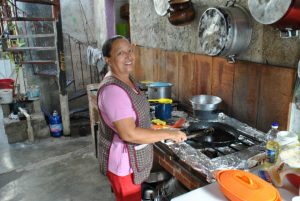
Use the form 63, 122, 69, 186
87, 46, 102, 66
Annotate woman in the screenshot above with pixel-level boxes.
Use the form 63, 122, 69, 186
97, 35, 187, 201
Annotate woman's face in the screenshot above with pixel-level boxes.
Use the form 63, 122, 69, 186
106, 38, 135, 75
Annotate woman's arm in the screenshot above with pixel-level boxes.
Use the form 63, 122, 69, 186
113, 117, 187, 144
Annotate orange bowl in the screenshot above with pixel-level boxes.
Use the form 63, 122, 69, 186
286, 173, 300, 188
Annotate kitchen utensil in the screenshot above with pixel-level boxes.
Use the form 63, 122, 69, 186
171, 117, 185, 128
168, 0, 195, 26
153, 0, 170, 16
190, 95, 222, 111
248, 0, 300, 30
186, 122, 239, 147
216, 169, 282, 201
198, 4, 252, 61
148, 82, 172, 99
186, 127, 214, 139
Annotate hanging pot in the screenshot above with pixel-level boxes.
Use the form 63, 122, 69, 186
248, 0, 300, 30
167, 0, 195, 26
198, 4, 252, 62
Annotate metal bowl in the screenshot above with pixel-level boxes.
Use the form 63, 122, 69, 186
190, 95, 222, 111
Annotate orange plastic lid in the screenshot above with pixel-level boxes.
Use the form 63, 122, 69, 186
216, 170, 282, 201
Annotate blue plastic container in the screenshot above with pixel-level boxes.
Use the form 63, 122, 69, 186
155, 103, 172, 120
49, 110, 63, 137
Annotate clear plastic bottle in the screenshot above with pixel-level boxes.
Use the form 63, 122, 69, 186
265, 122, 280, 166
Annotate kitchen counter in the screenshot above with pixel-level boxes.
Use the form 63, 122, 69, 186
171, 167, 298, 201
171, 181, 297, 201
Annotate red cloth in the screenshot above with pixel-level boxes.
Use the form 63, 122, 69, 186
107, 171, 141, 201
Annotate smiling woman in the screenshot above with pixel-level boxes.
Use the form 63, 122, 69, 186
96, 35, 187, 201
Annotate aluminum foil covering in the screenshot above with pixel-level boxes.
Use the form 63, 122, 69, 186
163, 113, 267, 183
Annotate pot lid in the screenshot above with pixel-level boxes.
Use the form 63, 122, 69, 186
198, 7, 228, 56
217, 170, 281, 201
153, 0, 170, 16
248, 0, 293, 25
148, 82, 173, 87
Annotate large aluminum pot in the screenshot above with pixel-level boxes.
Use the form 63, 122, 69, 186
198, 5, 252, 59
190, 95, 222, 111
248, 0, 300, 30
148, 82, 173, 99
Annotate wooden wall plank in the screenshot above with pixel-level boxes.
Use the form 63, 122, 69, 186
156, 49, 166, 82
256, 65, 295, 131
134, 46, 296, 132
165, 51, 179, 100
178, 52, 196, 105
211, 57, 235, 115
140, 47, 156, 81
133, 45, 143, 80
194, 54, 213, 95
232, 61, 261, 127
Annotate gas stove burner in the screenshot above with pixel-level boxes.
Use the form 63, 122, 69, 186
185, 121, 262, 159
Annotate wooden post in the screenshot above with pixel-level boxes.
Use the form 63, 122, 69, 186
54, 0, 70, 136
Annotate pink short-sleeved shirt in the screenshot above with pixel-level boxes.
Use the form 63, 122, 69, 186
98, 85, 136, 176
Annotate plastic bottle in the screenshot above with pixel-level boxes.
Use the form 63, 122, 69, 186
265, 122, 280, 166
49, 110, 63, 137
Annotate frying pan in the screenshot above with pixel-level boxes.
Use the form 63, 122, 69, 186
185, 122, 239, 147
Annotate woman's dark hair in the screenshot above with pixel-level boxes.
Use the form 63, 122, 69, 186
102, 35, 127, 57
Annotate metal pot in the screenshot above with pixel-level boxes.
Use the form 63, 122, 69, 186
248, 0, 300, 30
198, 5, 252, 61
190, 95, 222, 111
145, 171, 171, 183
148, 82, 172, 99
143, 188, 155, 200
190, 95, 222, 120
168, 0, 195, 26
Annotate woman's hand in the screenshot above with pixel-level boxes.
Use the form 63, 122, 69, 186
168, 130, 187, 143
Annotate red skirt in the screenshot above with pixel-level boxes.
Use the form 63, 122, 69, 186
106, 171, 141, 201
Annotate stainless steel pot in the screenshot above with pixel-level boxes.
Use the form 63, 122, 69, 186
198, 5, 252, 61
148, 82, 173, 99
145, 171, 171, 183
190, 95, 222, 111
248, 0, 300, 30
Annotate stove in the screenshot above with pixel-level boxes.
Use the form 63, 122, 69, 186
155, 113, 267, 185
185, 122, 262, 159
